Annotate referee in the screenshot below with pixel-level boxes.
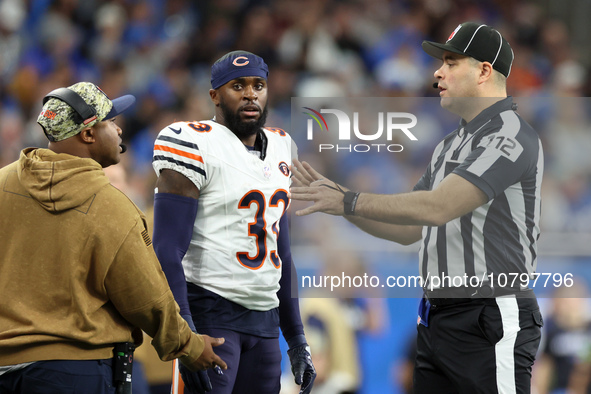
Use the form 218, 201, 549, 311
290, 22, 544, 393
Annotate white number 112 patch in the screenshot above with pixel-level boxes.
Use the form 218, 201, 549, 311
478, 134, 523, 162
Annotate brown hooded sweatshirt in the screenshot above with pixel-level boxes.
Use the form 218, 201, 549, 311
0, 148, 204, 368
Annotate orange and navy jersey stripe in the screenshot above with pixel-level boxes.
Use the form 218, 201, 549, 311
154, 144, 204, 164
153, 133, 206, 179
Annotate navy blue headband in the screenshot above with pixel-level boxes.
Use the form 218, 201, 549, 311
211, 51, 269, 89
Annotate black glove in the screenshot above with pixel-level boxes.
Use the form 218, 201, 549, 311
179, 315, 213, 394
287, 341, 316, 394
179, 363, 212, 394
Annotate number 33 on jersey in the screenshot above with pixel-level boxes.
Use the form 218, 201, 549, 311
152, 120, 297, 311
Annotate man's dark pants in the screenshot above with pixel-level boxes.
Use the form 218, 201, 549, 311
414, 295, 543, 394
0, 359, 115, 394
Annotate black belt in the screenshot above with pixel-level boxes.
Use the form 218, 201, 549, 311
424, 286, 533, 308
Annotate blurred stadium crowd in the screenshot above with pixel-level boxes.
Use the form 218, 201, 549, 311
2, 0, 591, 393
2, 0, 591, 224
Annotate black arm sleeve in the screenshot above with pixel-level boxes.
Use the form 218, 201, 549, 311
276, 213, 306, 347
152, 192, 198, 317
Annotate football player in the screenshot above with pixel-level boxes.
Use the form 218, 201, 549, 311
151, 51, 316, 394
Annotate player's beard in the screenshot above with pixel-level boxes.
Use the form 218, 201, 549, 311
220, 100, 268, 139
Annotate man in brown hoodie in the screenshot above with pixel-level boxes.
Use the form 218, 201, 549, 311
0, 82, 226, 393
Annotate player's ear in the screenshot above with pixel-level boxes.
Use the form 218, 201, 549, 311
209, 89, 220, 107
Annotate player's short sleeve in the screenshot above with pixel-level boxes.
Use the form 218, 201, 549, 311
453, 112, 541, 200
152, 123, 208, 191
290, 137, 298, 162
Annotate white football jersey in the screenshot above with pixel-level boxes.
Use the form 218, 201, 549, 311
152, 120, 296, 311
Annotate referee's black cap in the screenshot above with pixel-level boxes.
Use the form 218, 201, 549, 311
422, 22, 514, 77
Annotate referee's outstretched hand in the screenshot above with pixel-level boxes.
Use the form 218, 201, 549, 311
290, 159, 349, 217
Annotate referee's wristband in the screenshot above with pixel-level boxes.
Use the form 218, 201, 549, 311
343, 191, 360, 215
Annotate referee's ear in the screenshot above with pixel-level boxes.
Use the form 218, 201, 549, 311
478, 61, 494, 85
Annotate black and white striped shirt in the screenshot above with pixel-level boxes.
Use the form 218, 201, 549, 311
414, 97, 543, 287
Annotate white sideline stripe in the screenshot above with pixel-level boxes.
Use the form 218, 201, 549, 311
495, 296, 520, 394
171, 359, 180, 394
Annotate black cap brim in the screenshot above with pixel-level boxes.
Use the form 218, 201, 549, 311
105, 95, 136, 120
421, 41, 467, 60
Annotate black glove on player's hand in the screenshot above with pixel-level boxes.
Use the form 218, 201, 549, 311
287, 343, 316, 394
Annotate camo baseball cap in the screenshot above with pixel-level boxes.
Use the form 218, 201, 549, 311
37, 82, 136, 142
